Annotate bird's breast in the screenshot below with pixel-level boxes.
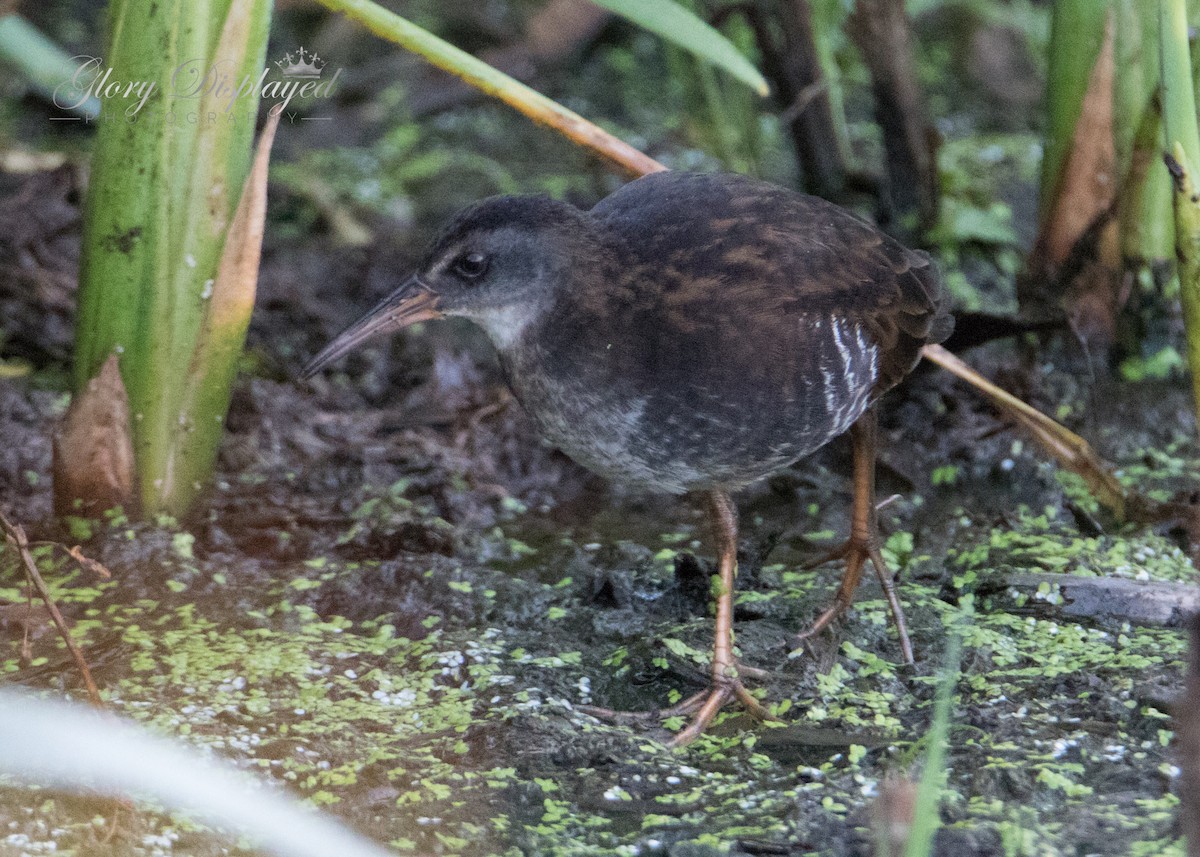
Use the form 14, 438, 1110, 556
498, 310, 880, 493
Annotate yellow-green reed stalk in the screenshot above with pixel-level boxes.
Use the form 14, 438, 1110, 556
1115, 0, 1174, 269
1159, 0, 1200, 424
1037, 0, 1110, 233
75, 0, 272, 516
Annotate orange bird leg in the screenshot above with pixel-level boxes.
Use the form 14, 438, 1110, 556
668, 490, 773, 747
794, 406, 914, 664
580, 490, 774, 745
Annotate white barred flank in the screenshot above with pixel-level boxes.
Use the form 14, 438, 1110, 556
816, 313, 878, 441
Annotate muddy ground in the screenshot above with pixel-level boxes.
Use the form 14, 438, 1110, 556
0, 158, 1197, 856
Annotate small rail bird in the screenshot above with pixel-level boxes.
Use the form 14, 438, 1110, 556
303, 171, 952, 746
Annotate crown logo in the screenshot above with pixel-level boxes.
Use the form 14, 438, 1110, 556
274, 47, 325, 78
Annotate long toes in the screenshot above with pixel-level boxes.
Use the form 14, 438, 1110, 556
791, 595, 851, 645
668, 678, 776, 747
668, 684, 734, 747
583, 677, 773, 747
734, 661, 771, 681
733, 683, 774, 721
797, 541, 914, 663
866, 548, 914, 664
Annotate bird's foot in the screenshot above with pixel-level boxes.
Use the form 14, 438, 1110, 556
666, 672, 774, 747
579, 660, 774, 747
795, 538, 914, 665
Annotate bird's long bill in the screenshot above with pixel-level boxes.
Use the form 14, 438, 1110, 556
301, 277, 442, 379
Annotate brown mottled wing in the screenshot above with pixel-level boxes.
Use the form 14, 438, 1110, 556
590, 171, 953, 394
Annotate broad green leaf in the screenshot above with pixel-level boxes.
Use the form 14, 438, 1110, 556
589, 0, 769, 95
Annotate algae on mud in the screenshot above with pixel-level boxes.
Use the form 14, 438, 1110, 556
0, 367, 1193, 854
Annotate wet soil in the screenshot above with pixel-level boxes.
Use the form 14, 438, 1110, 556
0, 164, 1197, 856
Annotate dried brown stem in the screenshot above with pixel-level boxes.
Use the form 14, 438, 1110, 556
920, 343, 1126, 518
1, 512, 104, 707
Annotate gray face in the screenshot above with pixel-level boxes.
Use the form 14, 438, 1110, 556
301, 194, 599, 377
420, 225, 564, 348
415, 194, 604, 350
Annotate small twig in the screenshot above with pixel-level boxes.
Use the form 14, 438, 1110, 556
27, 541, 112, 579
778, 80, 830, 125
876, 493, 902, 512
0, 512, 104, 707
20, 579, 34, 665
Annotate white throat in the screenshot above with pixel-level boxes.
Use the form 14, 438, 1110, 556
457, 303, 539, 352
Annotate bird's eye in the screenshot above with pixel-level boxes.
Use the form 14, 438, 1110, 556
453, 252, 489, 280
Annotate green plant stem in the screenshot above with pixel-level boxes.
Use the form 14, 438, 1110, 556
1160, 0, 1200, 425
809, 0, 853, 168
1165, 148, 1200, 426
696, 56, 740, 170
1124, 104, 1176, 265
75, 0, 272, 515
1039, 0, 1111, 229
1115, 0, 1173, 264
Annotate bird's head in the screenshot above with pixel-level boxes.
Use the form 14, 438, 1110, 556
302, 195, 597, 378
